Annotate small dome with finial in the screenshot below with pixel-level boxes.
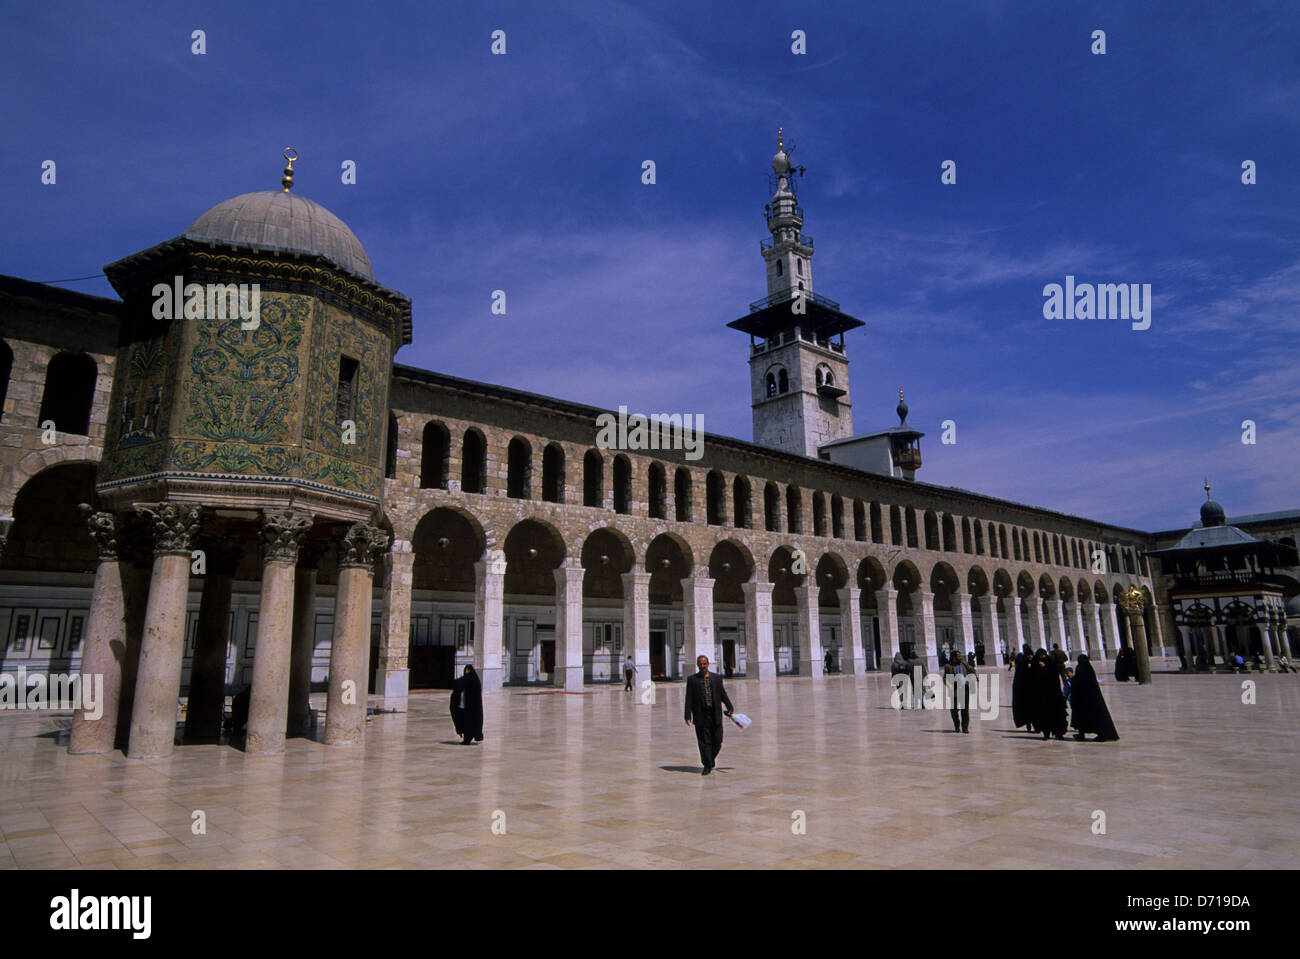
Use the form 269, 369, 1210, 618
184, 149, 374, 280
1200, 479, 1226, 527
772, 127, 790, 175
897, 387, 910, 426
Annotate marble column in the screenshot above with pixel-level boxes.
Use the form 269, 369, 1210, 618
127, 503, 200, 760
980, 596, 1002, 667
1126, 605, 1153, 683
114, 539, 151, 751
1260, 624, 1277, 670
917, 589, 938, 670
69, 508, 127, 755
622, 570, 651, 687
185, 543, 239, 742
794, 582, 823, 678
956, 593, 976, 659
681, 573, 716, 669
553, 560, 585, 690
875, 588, 900, 662
1006, 595, 1025, 656
1045, 599, 1067, 653
1083, 602, 1104, 660
288, 541, 327, 736
474, 554, 506, 693
741, 580, 776, 680
1279, 627, 1294, 659
1026, 597, 1046, 651
246, 510, 313, 755
375, 539, 414, 708
325, 522, 387, 745
1103, 603, 1122, 657
1068, 601, 1087, 659
837, 587, 865, 675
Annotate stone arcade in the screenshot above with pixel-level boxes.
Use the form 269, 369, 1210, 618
0, 137, 1297, 759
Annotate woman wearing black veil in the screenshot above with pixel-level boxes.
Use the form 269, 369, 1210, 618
450, 664, 484, 745
1114, 645, 1137, 682
1030, 648, 1067, 740
1071, 654, 1119, 741
1011, 649, 1034, 733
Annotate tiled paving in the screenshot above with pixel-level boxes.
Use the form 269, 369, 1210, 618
2, 665, 1297, 869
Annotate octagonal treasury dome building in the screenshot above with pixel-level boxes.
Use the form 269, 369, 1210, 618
97, 157, 412, 523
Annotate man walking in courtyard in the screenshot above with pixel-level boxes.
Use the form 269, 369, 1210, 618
623, 655, 637, 691
684, 655, 733, 775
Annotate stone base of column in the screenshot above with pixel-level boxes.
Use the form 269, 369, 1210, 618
750, 660, 776, 682
478, 666, 503, 694
851, 659, 871, 676
374, 667, 409, 709
806, 661, 824, 679
559, 665, 584, 691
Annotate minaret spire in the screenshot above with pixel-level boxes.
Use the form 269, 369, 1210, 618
762, 128, 812, 297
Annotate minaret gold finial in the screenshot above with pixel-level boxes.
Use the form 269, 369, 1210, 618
281, 148, 298, 192
899, 387, 904, 401
1205, 478, 1212, 500
777, 127, 783, 151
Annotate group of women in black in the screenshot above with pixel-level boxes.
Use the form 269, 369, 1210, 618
1011, 644, 1119, 742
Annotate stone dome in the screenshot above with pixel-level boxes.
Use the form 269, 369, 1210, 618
185, 190, 374, 280
1200, 496, 1226, 527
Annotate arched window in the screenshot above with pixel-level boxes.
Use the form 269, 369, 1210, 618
988, 522, 998, 558
890, 506, 903, 546
853, 499, 866, 541
461, 429, 486, 494
797, 258, 803, 276
507, 437, 531, 499
542, 443, 564, 503
675, 468, 692, 522
766, 373, 777, 398
812, 492, 827, 537
0, 340, 13, 423
905, 507, 919, 548
733, 476, 751, 529
583, 450, 602, 507
38, 351, 96, 436
384, 413, 398, 479
831, 495, 844, 539
778, 369, 788, 393
870, 502, 883, 543
962, 518, 972, 554
420, 421, 449, 489
786, 486, 803, 534
648, 462, 667, 519
924, 511, 939, 551
764, 482, 780, 532
974, 523, 984, 555
706, 471, 725, 526
613, 455, 631, 514
776, 260, 784, 277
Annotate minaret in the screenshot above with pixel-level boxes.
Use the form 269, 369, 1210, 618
728, 130, 864, 457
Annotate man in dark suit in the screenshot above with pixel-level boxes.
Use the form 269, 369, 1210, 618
684, 655, 733, 775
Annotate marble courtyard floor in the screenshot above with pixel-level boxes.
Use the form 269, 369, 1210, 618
1, 667, 1297, 869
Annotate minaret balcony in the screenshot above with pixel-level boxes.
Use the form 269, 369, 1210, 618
749, 287, 839, 313
761, 233, 814, 253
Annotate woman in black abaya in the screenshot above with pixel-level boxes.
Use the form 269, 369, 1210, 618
450, 665, 484, 745
1030, 648, 1067, 740
1070, 654, 1119, 741
1011, 651, 1034, 733
1114, 645, 1137, 682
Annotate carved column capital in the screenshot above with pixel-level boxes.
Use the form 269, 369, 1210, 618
135, 502, 202, 556
78, 503, 118, 561
261, 509, 314, 564
337, 522, 389, 572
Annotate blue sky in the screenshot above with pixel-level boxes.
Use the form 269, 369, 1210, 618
3, 0, 1297, 531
